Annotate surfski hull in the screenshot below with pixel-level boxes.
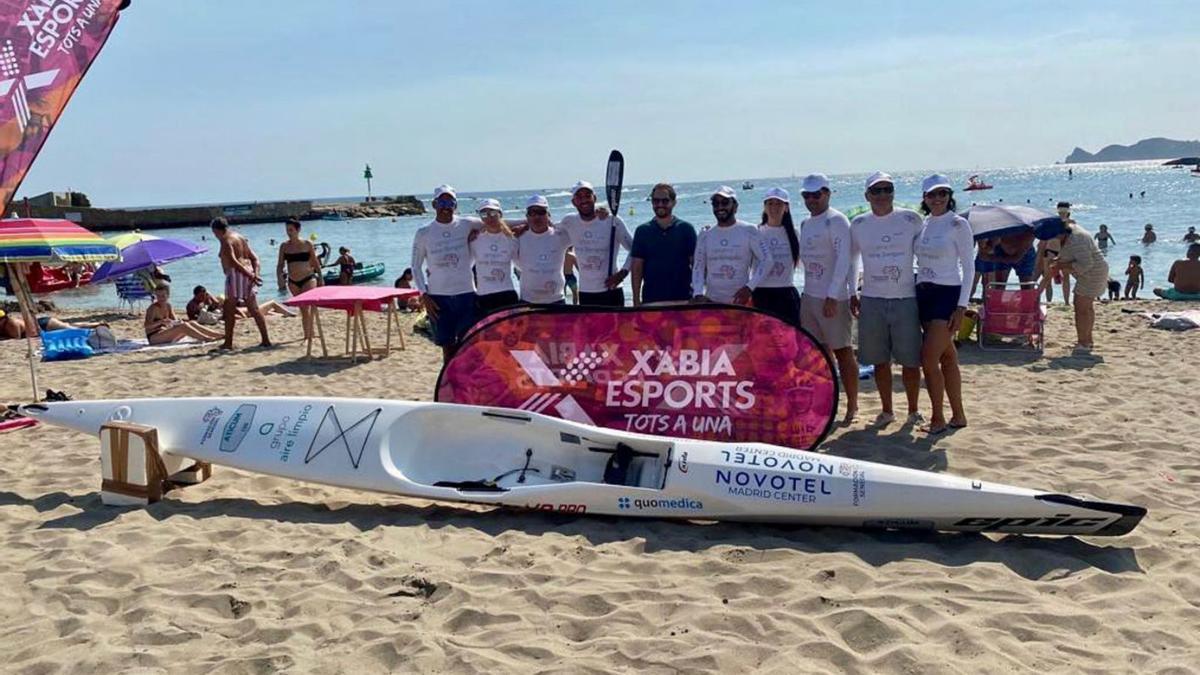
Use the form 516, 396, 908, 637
18, 397, 1145, 536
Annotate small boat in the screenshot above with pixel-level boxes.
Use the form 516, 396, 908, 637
18, 397, 1146, 536
964, 175, 993, 191
26, 262, 93, 294
323, 261, 386, 285
741, 181, 754, 190
321, 211, 347, 221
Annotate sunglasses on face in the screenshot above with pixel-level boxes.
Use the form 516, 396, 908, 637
800, 191, 824, 200
433, 197, 457, 209
479, 209, 501, 217
867, 185, 894, 195
527, 208, 548, 216
651, 197, 673, 205
926, 189, 952, 199
711, 197, 733, 207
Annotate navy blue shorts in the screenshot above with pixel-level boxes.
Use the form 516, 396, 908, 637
429, 292, 478, 346
916, 283, 962, 323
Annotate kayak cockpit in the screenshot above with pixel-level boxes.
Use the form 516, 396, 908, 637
390, 407, 672, 492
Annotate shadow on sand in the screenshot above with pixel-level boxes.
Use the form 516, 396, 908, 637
1, 488, 1143, 581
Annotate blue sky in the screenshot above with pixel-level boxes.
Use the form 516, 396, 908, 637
16, 1, 1200, 206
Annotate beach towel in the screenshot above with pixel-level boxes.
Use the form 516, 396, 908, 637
1156, 288, 1200, 301
1144, 310, 1200, 331
0, 417, 38, 434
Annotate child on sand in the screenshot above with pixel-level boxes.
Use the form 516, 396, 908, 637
1124, 255, 1144, 299
1106, 279, 1120, 301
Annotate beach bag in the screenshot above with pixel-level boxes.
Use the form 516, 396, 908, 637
196, 308, 221, 325
87, 326, 119, 351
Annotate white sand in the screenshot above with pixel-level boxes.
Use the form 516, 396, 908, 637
0, 301, 1197, 672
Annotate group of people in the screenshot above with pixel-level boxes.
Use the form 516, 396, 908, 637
408, 173, 992, 435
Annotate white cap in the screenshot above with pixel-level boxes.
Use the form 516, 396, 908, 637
570, 180, 595, 196
921, 174, 952, 194
865, 171, 894, 189
525, 194, 550, 210
433, 184, 456, 200
476, 198, 502, 213
763, 187, 790, 204
801, 174, 829, 192
711, 185, 738, 201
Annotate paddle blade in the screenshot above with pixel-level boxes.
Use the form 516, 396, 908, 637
605, 150, 624, 213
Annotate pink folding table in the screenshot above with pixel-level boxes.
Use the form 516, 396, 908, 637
285, 286, 419, 360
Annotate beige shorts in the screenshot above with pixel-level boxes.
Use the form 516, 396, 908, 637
800, 294, 853, 350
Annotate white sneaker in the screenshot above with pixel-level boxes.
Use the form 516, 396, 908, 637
873, 412, 895, 427
906, 412, 926, 425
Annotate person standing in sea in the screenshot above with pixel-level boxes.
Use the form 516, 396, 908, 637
798, 173, 858, 424
554, 180, 633, 307
914, 175, 973, 435
211, 217, 271, 350
691, 185, 767, 305
630, 183, 697, 306
411, 185, 485, 363
850, 172, 925, 427
753, 187, 802, 324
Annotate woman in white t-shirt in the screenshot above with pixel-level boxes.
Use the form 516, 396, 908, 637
470, 199, 520, 316
753, 187, 802, 324
914, 174, 973, 435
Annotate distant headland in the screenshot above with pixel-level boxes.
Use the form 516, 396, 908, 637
1064, 137, 1200, 164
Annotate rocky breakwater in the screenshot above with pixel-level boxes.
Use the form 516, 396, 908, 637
307, 195, 425, 220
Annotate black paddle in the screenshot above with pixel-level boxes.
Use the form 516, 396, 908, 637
605, 150, 624, 284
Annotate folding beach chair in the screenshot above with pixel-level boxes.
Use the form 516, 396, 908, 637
114, 273, 152, 313
978, 281, 1044, 353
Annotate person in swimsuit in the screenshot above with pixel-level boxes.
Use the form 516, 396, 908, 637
0, 310, 102, 340
211, 217, 271, 349
144, 284, 224, 345
276, 218, 321, 340
336, 247, 356, 286
1153, 244, 1200, 298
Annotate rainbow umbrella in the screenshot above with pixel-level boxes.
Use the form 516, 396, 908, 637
0, 218, 119, 263
0, 218, 118, 400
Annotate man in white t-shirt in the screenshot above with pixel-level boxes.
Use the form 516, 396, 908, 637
554, 180, 633, 307
691, 185, 767, 305
515, 195, 571, 305
850, 172, 924, 427
410, 184, 484, 362
798, 173, 858, 423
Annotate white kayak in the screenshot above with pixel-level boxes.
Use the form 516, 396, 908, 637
18, 397, 1145, 536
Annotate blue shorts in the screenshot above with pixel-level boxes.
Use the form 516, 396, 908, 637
916, 283, 962, 323
976, 248, 1037, 279
429, 292, 478, 346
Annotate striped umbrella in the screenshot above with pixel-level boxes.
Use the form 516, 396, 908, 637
105, 230, 160, 249
0, 218, 118, 401
0, 218, 119, 263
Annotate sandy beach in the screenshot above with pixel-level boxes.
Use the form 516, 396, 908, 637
1, 300, 1197, 673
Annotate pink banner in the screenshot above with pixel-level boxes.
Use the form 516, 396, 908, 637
436, 305, 838, 450
0, 0, 126, 210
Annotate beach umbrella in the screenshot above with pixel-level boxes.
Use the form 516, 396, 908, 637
960, 204, 1059, 241
0, 218, 119, 400
105, 230, 160, 249
90, 237, 208, 284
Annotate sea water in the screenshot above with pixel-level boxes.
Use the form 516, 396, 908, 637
37, 160, 1199, 310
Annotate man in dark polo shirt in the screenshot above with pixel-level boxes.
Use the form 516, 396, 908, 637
631, 183, 697, 305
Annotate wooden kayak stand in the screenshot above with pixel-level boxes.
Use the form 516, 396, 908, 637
99, 421, 212, 506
